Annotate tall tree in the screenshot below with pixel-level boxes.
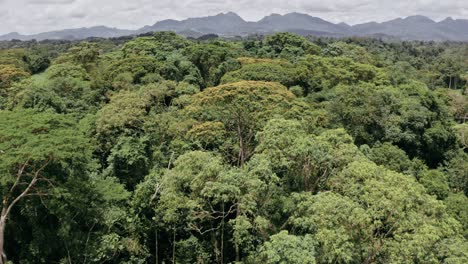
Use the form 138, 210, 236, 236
185, 81, 301, 166
0, 110, 91, 263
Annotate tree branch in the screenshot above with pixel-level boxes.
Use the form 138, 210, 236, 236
3, 157, 52, 220
9, 158, 30, 194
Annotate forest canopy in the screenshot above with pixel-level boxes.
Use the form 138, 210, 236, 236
0, 32, 467, 263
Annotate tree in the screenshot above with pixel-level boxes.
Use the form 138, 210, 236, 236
262, 33, 321, 58
291, 192, 370, 263
44, 42, 99, 70
6, 62, 100, 114
183, 43, 240, 87
0, 110, 91, 263
46, 62, 89, 80
330, 82, 458, 166
296, 55, 388, 93
444, 193, 468, 238
454, 123, 468, 150
256, 119, 363, 192
221, 59, 300, 88
156, 52, 203, 86
325, 160, 464, 263
436, 48, 467, 89
444, 151, 468, 195
254, 230, 316, 264
185, 81, 300, 166
123, 32, 191, 59
362, 142, 426, 176
322, 41, 375, 65
0, 64, 30, 90
443, 89, 467, 123
105, 56, 161, 87
419, 170, 450, 200
155, 151, 230, 263
387, 61, 417, 85
154, 150, 281, 263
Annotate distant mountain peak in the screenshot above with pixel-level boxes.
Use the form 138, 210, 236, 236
440, 17, 455, 23
213, 12, 245, 21
3, 32, 21, 36
268, 13, 282, 17
404, 15, 435, 23
223, 11, 241, 17
338, 22, 351, 27
286, 12, 309, 16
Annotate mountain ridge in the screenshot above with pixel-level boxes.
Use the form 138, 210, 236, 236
1, 12, 467, 41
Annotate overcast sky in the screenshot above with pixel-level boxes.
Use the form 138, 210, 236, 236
0, 0, 467, 35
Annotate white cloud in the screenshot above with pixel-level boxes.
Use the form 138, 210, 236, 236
0, 0, 466, 35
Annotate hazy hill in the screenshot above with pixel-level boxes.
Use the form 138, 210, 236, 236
353, 15, 468, 41
1, 12, 467, 41
0, 26, 134, 41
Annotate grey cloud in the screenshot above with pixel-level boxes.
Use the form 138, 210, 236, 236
70, 12, 86, 18
28, 0, 76, 4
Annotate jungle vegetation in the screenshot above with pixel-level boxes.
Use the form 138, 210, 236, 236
0, 32, 467, 263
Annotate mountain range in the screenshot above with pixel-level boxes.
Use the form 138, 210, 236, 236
1, 12, 467, 41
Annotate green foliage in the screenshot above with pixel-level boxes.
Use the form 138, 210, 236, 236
291, 192, 370, 263
444, 151, 468, 195
330, 82, 458, 166
445, 193, 468, 238
123, 31, 191, 58
0, 110, 106, 262
105, 56, 161, 86
221, 59, 300, 87
256, 118, 363, 192
46, 62, 89, 80
183, 42, 241, 87
322, 41, 376, 64
263, 32, 321, 58
6, 64, 100, 114
420, 170, 450, 199
363, 142, 426, 176
0, 33, 467, 263
254, 230, 316, 264
0, 110, 91, 172
0, 64, 30, 90
185, 81, 299, 165
324, 161, 464, 263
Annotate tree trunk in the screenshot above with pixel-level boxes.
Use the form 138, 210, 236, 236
172, 229, 176, 264
220, 202, 224, 264
237, 122, 245, 167
0, 216, 6, 264
235, 204, 240, 263
0, 158, 49, 264
212, 227, 219, 264
0, 199, 8, 264
155, 229, 158, 264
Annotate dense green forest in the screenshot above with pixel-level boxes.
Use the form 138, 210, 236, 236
0, 32, 467, 263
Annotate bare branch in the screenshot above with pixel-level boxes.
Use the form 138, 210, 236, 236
36, 177, 57, 188
151, 183, 162, 203
10, 158, 30, 194
24, 193, 50, 197
83, 221, 97, 264
188, 223, 221, 235
3, 157, 52, 220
